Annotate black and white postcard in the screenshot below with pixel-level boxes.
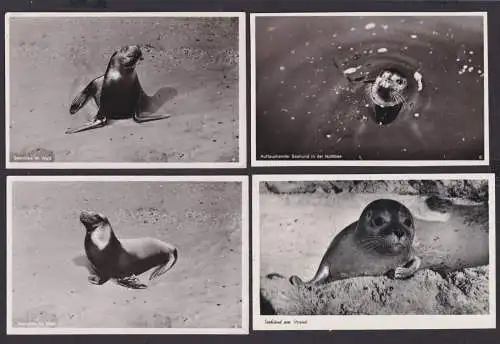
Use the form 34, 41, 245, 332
6, 12, 246, 168
7, 176, 249, 334
251, 13, 488, 166
253, 174, 495, 330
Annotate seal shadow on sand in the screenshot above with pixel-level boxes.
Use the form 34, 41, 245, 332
72, 254, 94, 273
144, 87, 178, 114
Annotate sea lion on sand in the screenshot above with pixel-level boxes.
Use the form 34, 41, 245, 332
66, 45, 173, 134
290, 199, 421, 287
80, 210, 178, 289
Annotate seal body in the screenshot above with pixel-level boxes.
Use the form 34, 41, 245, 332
66, 45, 172, 134
80, 210, 178, 289
290, 199, 420, 287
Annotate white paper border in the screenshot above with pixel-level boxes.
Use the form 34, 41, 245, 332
250, 12, 489, 167
5, 12, 247, 169
7, 175, 249, 335
252, 173, 496, 330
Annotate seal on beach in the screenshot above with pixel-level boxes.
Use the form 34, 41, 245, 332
80, 210, 178, 289
289, 199, 421, 287
66, 45, 172, 134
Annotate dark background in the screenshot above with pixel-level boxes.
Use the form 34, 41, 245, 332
1, 0, 499, 343
254, 15, 485, 160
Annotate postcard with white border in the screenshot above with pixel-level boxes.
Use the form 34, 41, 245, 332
7, 175, 249, 334
6, 12, 246, 169
253, 173, 495, 330
251, 13, 488, 167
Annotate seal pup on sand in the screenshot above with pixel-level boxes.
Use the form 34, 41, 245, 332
66, 45, 173, 134
289, 199, 421, 287
80, 210, 178, 289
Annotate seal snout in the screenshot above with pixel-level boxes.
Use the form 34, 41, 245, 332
120, 45, 143, 69
377, 85, 392, 100
80, 210, 107, 231
393, 227, 405, 239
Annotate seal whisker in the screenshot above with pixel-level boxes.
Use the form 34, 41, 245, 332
393, 91, 408, 108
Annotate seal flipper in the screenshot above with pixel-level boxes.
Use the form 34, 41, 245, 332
149, 248, 178, 281
88, 273, 110, 285
65, 114, 107, 134
133, 111, 172, 123
390, 256, 422, 280
116, 275, 147, 289
289, 275, 305, 286
70, 80, 98, 114
290, 264, 330, 287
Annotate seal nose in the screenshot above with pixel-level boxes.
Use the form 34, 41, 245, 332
80, 210, 99, 222
394, 228, 405, 239
80, 210, 90, 220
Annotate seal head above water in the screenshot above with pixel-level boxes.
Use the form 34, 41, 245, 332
366, 68, 411, 125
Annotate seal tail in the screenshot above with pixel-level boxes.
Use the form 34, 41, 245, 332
290, 265, 330, 287
70, 81, 94, 114
149, 248, 178, 281
289, 275, 305, 287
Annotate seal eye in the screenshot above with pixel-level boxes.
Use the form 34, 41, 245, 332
373, 217, 384, 227
403, 218, 412, 227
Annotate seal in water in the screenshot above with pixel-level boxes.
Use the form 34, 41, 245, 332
365, 68, 410, 125
66, 45, 172, 134
289, 199, 421, 287
80, 210, 178, 289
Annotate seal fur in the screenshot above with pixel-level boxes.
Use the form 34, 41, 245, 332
66, 45, 173, 134
290, 199, 421, 287
80, 210, 178, 289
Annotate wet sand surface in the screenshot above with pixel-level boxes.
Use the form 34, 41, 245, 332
11, 182, 243, 329
255, 16, 484, 160
9, 17, 239, 163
